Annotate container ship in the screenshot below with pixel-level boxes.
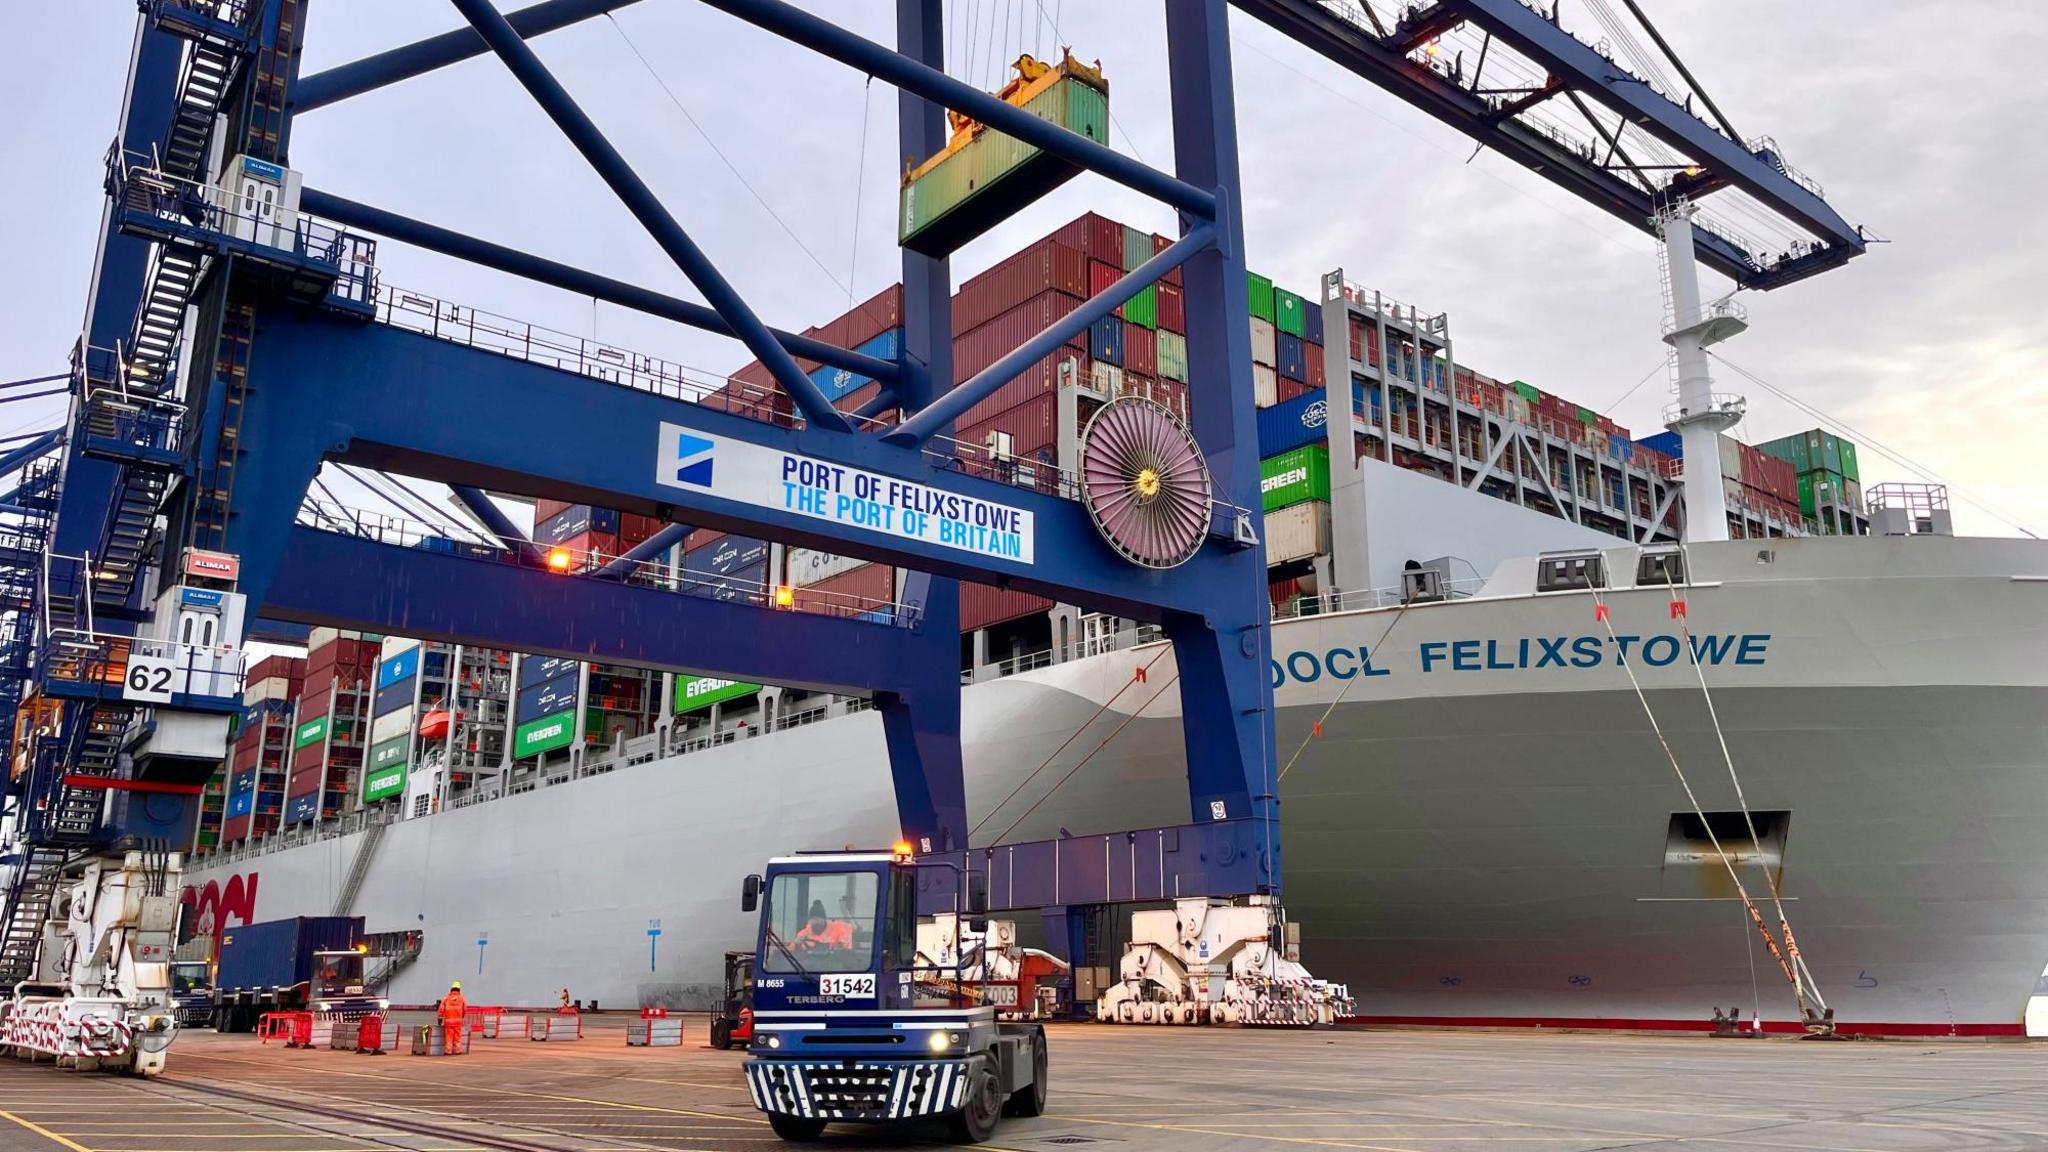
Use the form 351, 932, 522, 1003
183, 212, 2048, 1037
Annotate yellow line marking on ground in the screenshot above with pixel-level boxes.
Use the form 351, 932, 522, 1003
168, 1054, 764, 1127
1058, 1114, 1428, 1152
0, 1111, 94, 1152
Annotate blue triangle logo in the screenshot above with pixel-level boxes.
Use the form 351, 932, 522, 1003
674, 431, 715, 486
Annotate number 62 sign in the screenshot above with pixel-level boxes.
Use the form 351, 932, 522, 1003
123, 654, 178, 703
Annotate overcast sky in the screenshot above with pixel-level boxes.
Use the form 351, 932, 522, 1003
1, 1, 2040, 537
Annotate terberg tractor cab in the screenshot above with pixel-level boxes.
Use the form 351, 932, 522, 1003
739, 845, 1047, 1144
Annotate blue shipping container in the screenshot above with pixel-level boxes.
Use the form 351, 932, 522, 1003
518, 654, 579, 689
808, 329, 901, 402
537, 505, 620, 546
1258, 389, 1331, 457
1276, 333, 1306, 382
683, 536, 768, 577
373, 678, 415, 717
1090, 314, 1124, 366
689, 560, 766, 602
1609, 437, 1634, 463
1303, 300, 1324, 346
1638, 430, 1683, 458
226, 770, 256, 818
216, 916, 364, 995
516, 674, 580, 724
375, 646, 419, 691
285, 791, 319, 825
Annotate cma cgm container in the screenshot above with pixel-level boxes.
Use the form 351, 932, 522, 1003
212, 915, 378, 1032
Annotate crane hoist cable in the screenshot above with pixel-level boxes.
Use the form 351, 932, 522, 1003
1277, 598, 1413, 781
968, 643, 1175, 841
989, 667, 1183, 848
1586, 583, 1810, 1014
1657, 554, 1825, 1011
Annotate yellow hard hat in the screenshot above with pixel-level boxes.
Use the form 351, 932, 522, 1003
450, 981, 462, 991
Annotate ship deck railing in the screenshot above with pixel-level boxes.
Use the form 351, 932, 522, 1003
369, 285, 1084, 504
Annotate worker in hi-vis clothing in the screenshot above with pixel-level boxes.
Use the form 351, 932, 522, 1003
439, 982, 469, 1054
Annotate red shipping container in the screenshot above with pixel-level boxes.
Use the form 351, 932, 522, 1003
954, 241, 1088, 333
1152, 378, 1190, 417
1087, 260, 1121, 306
552, 530, 621, 561
961, 396, 1057, 459
1277, 375, 1308, 404
221, 814, 251, 844
961, 583, 1052, 633
795, 562, 895, 615
958, 350, 1087, 428
1085, 214, 1123, 262
685, 528, 726, 552
810, 285, 903, 352
1304, 343, 1326, 389
535, 498, 575, 524
620, 514, 664, 546
1347, 315, 1381, 367
1156, 281, 1186, 332
954, 292, 1087, 383
1123, 321, 1156, 376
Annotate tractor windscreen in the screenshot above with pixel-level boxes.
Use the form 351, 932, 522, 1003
170, 962, 210, 995
762, 871, 879, 974
313, 951, 367, 997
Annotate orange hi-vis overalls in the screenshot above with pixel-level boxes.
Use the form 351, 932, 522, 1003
439, 990, 469, 1054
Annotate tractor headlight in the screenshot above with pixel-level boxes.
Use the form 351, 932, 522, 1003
927, 1031, 962, 1052
765, 1034, 781, 1049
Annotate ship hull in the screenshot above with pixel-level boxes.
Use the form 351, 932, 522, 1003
186, 537, 2048, 1034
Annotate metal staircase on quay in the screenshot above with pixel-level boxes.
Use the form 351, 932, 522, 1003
0, 845, 71, 986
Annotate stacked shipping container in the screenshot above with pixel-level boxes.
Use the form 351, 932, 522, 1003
284, 630, 377, 825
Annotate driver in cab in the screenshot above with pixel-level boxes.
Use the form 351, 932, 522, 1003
793, 899, 854, 951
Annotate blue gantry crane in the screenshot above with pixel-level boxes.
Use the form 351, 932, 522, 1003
0, 0, 1867, 1047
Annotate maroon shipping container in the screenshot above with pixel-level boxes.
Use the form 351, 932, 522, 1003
535, 498, 575, 524
811, 284, 903, 351
954, 292, 1087, 382
552, 530, 621, 561
1123, 321, 1156, 376
1156, 281, 1185, 332
221, 814, 251, 844
1304, 343, 1326, 389
1348, 315, 1381, 367
954, 241, 1088, 333
620, 514, 664, 546
1149, 233, 1183, 286
957, 350, 1086, 428
795, 562, 895, 615
1277, 375, 1308, 404
961, 396, 1057, 459
961, 583, 1052, 633
1153, 378, 1189, 416
1084, 214, 1123, 262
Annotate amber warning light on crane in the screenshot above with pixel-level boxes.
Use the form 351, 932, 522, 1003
891, 840, 915, 860
773, 585, 795, 609
545, 547, 572, 573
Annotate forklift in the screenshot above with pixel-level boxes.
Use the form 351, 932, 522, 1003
739, 843, 1047, 1144
710, 950, 754, 1050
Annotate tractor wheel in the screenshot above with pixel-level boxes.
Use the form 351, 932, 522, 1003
1003, 1031, 1047, 1117
767, 1114, 825, 1141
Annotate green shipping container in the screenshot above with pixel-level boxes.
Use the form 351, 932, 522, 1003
674, 676, 761, 714
1757, 433, 1810, 473
363, 735, 409, 802
294, 715, 329, 749
1124, 283, 1158, 329
1818, 431, 1843, 474
513, 709, 579, 759
1156, 329, 1189, 382
1839, 440, 1860, 482
1260, 444, 1330, 513
1512, 380, 1540, 403
1576, 406, 1597, 425
1798, 469, 1846, 516
1246, 272, 1276, 323
899, 74, 1109, 256
1121, 225, 1152, 272
1273, 288, 1307, 337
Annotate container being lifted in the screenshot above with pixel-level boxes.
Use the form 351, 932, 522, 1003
900, 51, 1108, 257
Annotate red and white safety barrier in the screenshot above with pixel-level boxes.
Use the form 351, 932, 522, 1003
2, 998, 138, 1060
